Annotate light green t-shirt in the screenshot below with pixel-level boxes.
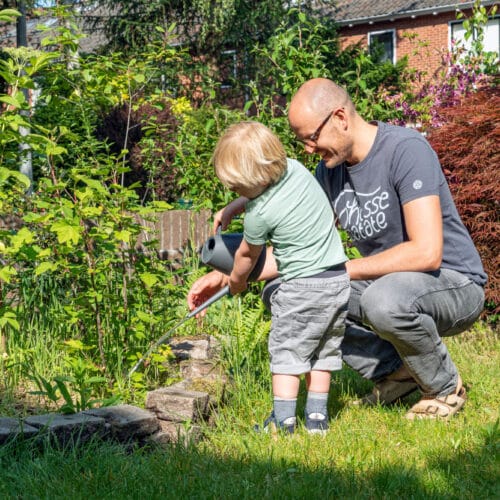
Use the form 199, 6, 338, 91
244, 158, 347, 280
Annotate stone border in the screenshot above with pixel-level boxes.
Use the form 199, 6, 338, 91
0, 336, 227, 447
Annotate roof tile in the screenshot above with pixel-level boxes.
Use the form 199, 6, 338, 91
327, 1, 479, 23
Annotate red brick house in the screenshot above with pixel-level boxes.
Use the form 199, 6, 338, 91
327, 1, 499, 78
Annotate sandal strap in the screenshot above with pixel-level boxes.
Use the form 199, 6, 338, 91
406, 387, 466, 420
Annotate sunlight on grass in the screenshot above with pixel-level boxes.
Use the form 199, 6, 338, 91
0, 322, 497, 498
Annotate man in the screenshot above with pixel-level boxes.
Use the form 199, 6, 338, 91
188, 78, 486, 420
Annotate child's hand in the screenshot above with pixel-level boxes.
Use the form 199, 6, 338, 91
213, 197, 249, 234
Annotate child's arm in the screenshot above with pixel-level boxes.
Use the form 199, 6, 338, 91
229, 239, 264, 295
213, 197, 249, 233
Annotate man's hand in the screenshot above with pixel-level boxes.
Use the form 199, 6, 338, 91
187, 271, 229, 317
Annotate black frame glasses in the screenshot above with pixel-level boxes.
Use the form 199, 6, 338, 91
306, 110, 334, 144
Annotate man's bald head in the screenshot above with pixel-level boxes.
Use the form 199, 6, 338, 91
290, 78, 352, 117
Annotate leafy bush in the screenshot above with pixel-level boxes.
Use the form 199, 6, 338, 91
426, 85, 499, 318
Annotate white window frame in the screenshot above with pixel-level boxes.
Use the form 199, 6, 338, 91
449, 16, 500, 55
368, 29, 396, 64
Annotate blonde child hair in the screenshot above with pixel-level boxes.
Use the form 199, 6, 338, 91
212, 121, 287, 192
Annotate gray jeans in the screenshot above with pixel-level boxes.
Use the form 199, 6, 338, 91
262, 268, 485, 397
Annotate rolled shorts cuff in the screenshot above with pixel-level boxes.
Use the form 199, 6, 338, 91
270, 362, 311, 375
311, 359, 343, 372
271, 358, 342, 375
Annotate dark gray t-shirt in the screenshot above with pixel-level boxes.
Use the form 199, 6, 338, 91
315, 121, 486, 286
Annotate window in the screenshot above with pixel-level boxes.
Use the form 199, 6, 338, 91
220, 50, 237, 89
450, 17, 499, 55
368, 29, 395, 63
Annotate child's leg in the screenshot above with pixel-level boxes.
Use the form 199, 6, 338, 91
305, 370, 331, 434
272, 373, 300, 426
305, 370, 331, 393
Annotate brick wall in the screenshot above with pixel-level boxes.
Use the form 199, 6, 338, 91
338, 10, 472, 80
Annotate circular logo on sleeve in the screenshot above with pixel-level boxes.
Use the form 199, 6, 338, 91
413, 180, 423, 190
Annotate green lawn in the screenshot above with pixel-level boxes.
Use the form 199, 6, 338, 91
0, 325, 498, 499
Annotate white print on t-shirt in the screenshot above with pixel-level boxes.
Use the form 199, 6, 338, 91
334, 187, 390, 241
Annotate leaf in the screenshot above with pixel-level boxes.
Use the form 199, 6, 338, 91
45, 143, 67, 156
136, 310, 155, 323
114, 229, 131, 243
63, 339, 87, 350
54, 378, 75, 408
50, 220, 82, 245
35, 261, 58, 276
0, 310, 19, 331
0, 9, 21, 22
0, 265, 17, 283
0, 95, 22, 108
139, 272, 159, 289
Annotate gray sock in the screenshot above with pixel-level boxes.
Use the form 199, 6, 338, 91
305, 391, 328, 418
273, 397, 297, 424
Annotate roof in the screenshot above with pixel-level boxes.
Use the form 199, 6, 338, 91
325, 1, 498, 26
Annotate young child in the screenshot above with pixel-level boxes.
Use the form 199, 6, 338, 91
212, 121, 350, 434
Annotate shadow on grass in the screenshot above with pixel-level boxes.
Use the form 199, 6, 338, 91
0, 424, 497, 499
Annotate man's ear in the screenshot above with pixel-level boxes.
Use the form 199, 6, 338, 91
334, 107, 348, 130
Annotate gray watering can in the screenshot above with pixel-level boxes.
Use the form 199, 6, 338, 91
200, 228, 267, 281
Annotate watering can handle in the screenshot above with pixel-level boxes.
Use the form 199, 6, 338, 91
187, 285, 230, 319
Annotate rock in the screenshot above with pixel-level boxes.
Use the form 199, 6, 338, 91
25, 412, 105, 446
145, 384, 210, 423
179, 359, 227, 381
149, 420, 203, 446
0, 417, 38, 445
83, 404, 159, 443
169, 335, 220, 361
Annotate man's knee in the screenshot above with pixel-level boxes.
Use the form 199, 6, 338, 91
359, 279, 412, 337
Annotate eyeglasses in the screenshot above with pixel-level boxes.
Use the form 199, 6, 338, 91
304, 110, 334, 144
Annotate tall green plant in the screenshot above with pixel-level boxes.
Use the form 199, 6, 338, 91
248, 9, 335, 117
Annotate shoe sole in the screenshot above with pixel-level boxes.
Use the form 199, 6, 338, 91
306, 428, 328, 436
355, 381, 419, 406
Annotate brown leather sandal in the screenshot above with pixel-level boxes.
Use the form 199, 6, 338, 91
405, 386, 467, 420
355, 378, 418, 406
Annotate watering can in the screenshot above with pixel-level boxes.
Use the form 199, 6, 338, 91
200, 228, 267, 281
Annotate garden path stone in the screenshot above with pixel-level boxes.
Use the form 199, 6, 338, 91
25, 413, 106, 445
83, 404, 159, 442
146, 383, 210, 423
0, 417, 38, 444
179, 359, 227, 381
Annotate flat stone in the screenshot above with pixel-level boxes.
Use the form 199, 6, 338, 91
169, 335, 220, 361
0, 417, 38, 444
25, 412, 106, 445
145, 384, 210, 423
179, 359, 227, 381
83, 404, 159, 443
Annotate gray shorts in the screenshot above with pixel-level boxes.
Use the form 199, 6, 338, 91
269, 270, 350, 375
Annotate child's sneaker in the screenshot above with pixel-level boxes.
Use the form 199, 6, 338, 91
305, 412, 329, 435
254, 411, 296, 434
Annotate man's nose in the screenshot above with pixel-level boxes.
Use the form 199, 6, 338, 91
303, 142, 316, 154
